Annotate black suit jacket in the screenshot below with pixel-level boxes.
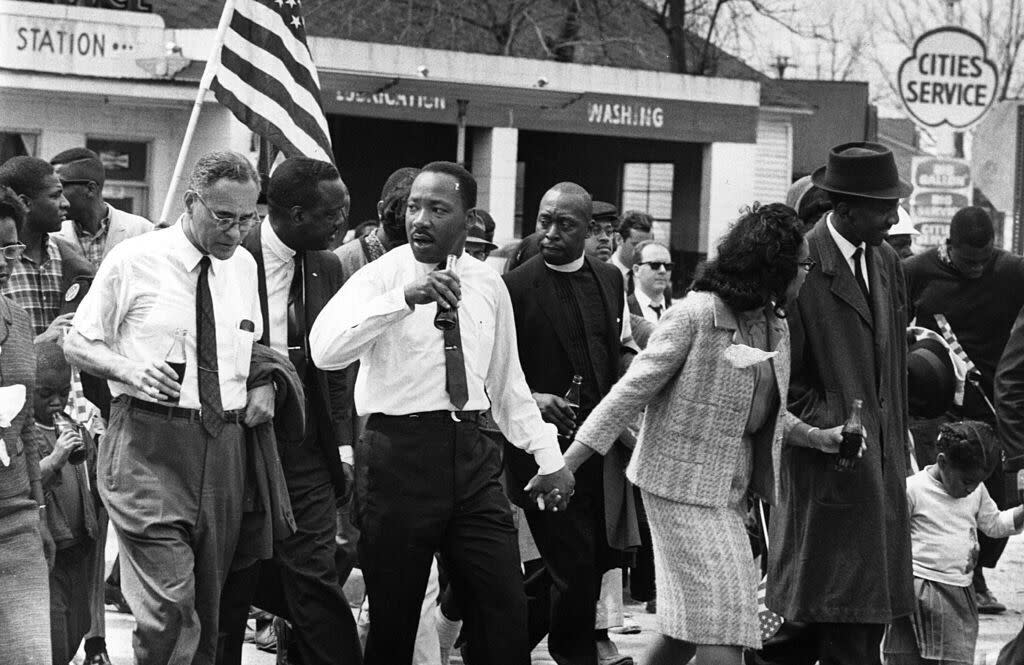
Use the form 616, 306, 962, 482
997, 306, 1024, 471
243, 226, 349, 498
502, 256, 624, 493
626, 290, 673, 319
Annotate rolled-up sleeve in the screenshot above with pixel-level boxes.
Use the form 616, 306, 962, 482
486, 283, 564, 475
72, 249, 128, 344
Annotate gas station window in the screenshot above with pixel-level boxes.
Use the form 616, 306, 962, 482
86, 138, 149, 217
622, 162, 674, 242
0, 131, 38, 163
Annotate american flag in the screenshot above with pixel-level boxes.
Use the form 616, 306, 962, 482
757, 573, 784, 641
209, 0, 334, 163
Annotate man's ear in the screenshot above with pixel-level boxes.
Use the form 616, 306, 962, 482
376, 200, 385, 221
464, 208, 478, 231
87, 181, 103, 200
17, 192, 31, 211
183, 190, 196, 215
632, 264, 641, 277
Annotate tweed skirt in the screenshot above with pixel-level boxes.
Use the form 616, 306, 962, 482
640, 441, 760, 648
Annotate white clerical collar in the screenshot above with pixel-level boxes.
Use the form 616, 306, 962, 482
544, 255, 585, 273
826, 212, 864, 261
262, 217, 296, 263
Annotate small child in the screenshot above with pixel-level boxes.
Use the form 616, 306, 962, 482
34, 340, 98, 665
883, 420, 1024, 665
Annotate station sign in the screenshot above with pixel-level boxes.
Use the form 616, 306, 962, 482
909, 156, 973, 249
898, 27, 999, 130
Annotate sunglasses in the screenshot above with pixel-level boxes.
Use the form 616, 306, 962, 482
59, 179, 96, 188
0, 243, 26, 261
798, 258, 817, 272
640, 261, 674, 271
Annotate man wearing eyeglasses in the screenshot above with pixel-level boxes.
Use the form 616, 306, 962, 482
628, 240, 674, 324
64, 151, 273, 665
218, 156, 361, 665
51, 148, 154, 270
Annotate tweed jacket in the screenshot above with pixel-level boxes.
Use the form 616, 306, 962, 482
574, 290, 798, 507
57, 204, 154, 263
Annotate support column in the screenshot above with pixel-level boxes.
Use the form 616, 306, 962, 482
701, 142, 757, 258
471, 126, 519, 245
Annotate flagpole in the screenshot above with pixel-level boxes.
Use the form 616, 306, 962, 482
158, 0, 237, 226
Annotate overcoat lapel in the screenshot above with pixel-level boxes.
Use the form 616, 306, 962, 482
243, 225, 272, 347
814, 222, 874, 328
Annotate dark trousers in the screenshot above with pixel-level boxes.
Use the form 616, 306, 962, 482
629, 487, 655, 602
99, 400, 246, 665
356, 413, 529, 665
522, 459, 606, 665
50, 540, 97, 665
749, 622, 885, 665
218, 436, 362, 665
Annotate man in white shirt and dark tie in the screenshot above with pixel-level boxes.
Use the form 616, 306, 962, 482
310, 161, 574, 665
64, 151, 274, 665
628, 240, 674, 324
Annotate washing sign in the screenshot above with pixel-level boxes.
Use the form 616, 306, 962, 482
898, 27, 999, 130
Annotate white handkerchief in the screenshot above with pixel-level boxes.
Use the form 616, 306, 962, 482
0, 439, 8, 467
724, 344, 778, 369
0, 384, 26, 427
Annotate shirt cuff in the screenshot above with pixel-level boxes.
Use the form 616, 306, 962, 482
533, 446, 566, 476
339, 445, 354, 466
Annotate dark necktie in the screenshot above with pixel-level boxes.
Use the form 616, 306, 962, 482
197, 256, 224, 437
650, 303, 663, 320
287, 255, 308, 379
439, 263, 469, 410
852, 247, 870, 304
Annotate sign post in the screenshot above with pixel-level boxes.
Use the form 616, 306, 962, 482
909, 156, 973, 250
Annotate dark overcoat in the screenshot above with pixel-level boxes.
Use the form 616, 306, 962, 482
766, 217, 914, 623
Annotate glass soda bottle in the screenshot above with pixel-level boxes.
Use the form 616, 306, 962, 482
433, 254, 458, 331
164, 329, 188, 405
836, 398, 864, 471
54, 412, 86, 466
559, 374, 583, 443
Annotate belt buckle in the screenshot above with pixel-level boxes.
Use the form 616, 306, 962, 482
450, 411, 462, 423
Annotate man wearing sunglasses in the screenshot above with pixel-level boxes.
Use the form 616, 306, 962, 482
65, 151, 272, 665
51, 148, 153, 270
629, 240, 674, 324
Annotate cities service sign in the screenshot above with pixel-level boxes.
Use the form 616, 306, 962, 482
898, 27, 999, 130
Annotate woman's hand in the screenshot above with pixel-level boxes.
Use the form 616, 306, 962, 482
810, 425, 866, 459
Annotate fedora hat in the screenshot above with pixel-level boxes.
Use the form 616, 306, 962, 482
465, 223, 497, 252
811, 142, 913, 200
907, 337, 956, 419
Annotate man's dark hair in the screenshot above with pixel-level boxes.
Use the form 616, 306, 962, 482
0, 186, 27, 233
949, 206, 994, 248
0, 156, 55, 199
380, 167, 420, 205
420, 161, 477, 211
266, 157, 343, 215
50, 147, 106, 187
619, 210, 653, 239
631, 239, 669, 268
691, 202, 804, 317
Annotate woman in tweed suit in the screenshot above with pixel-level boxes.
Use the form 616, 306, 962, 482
556, 204, 847, 665
0, 186, 54, 663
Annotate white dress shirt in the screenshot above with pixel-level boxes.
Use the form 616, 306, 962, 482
634, 288, 667, 323
260, 218, 296, 357
826, 213, 870, 294
72, 222, 263, 411
309, 244, 564, 474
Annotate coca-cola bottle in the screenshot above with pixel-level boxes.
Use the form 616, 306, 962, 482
559, 374, 583, 443
433, 254, 458, 331
836, 398, 864, 471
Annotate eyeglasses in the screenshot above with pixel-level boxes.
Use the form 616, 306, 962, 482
0, 243, 26, 261
59, 179, 96, 188
798, 258, 817, 272
189, 191, 260, 232
640, 261, 674, 271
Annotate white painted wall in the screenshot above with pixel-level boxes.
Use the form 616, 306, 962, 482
470, 126, 519, 246
701, 142, 758, 257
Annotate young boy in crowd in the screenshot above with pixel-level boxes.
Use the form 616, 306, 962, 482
35, 340, 99, 665
884, 421, 1024, 665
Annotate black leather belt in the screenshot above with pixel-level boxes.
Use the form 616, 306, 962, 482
374, 410, 480, 423
119, 395, 246, 424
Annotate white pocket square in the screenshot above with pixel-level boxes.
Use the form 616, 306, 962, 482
724, 344, 777, 369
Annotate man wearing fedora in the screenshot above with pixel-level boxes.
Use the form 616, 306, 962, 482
905, 205, 1024, 614
759, 143, 914, 665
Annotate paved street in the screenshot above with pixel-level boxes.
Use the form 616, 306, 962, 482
85, 534, 1024, 664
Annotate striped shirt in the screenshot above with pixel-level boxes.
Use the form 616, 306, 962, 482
71, 209, 111, 269
2, 236, 64, 336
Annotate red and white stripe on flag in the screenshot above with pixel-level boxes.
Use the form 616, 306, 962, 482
210, 0, 334, 163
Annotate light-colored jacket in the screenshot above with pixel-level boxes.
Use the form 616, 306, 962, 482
57, 204, 153, 263
574, 290, 799, 507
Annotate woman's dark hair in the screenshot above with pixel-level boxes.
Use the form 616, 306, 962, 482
937, 420, 998, 475
691, 202, 804, 317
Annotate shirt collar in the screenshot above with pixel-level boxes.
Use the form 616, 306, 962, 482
826, 213, 865, 262
174, 215, 225, 275
262, 217, 296, 264
611, 253, 630, 277
544, 254, 585, 273
635, 287, 663, 309
75, 205, 111, 239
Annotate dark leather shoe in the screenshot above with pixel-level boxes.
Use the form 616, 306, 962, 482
597, 638, 634, 665
83, 651, 114, 665
104, 583, 131, 614
977, 589, 1007, 614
